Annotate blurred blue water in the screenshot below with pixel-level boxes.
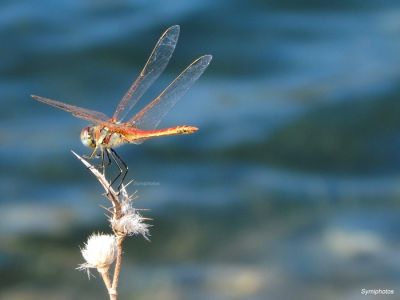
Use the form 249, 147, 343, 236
1, 0, 400, 299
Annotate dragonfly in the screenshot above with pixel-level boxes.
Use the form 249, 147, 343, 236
31, 25, 212, 188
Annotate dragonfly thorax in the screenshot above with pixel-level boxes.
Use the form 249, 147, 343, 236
104, 130, 125, 148
81, 125, 126, 149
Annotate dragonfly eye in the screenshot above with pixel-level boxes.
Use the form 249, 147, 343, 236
80, 126, 96, 148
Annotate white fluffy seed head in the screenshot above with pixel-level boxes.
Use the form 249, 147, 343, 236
109, 185, 150, 240
111, 212, 150, 240
78, 233, 117, 276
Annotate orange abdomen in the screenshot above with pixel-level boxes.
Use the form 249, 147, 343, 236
123, 125, 198, 143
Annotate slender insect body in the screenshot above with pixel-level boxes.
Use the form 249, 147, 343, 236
32, 25, 212, 190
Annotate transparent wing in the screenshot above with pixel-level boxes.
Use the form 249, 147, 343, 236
31, 95, 111, 124
130, 55, 212, 130
112, 25, 180, 123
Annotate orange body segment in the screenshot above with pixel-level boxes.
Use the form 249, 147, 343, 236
123, 125, 198, 143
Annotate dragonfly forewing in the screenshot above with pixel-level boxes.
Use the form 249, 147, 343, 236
112, 25, 180, 123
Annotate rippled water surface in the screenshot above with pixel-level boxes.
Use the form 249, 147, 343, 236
1, 1, 400, 299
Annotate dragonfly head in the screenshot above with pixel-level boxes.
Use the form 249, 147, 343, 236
80, 126, 96, 148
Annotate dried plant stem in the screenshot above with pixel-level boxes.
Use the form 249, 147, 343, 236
111, 235, 125, 299
74, 151, 149, 299
98, 268, 114, 298
72, 151, 122, 218
73, 151, 125, 299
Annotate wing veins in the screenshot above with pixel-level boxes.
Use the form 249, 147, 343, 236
112, 25, 180, 122
31, 95, 112, 125
130, 55, 212, 130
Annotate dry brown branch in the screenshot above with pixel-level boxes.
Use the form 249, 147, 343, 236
72, 151, 122, 219
73, 151, 151, 300
73, 151, 150, 299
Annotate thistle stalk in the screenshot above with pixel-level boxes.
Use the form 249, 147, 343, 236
73, 151, 149, 299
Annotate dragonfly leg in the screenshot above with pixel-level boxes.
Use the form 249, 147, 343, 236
101, 148, 111, 175
97, 148, 110, 175
107, 148, 128, 192
90, 147, 99, 159
83, 147, 98, 160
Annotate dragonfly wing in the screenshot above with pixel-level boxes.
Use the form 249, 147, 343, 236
130, 55, 212, 130
112, 25, 180, 122
31, 95, 111, 124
